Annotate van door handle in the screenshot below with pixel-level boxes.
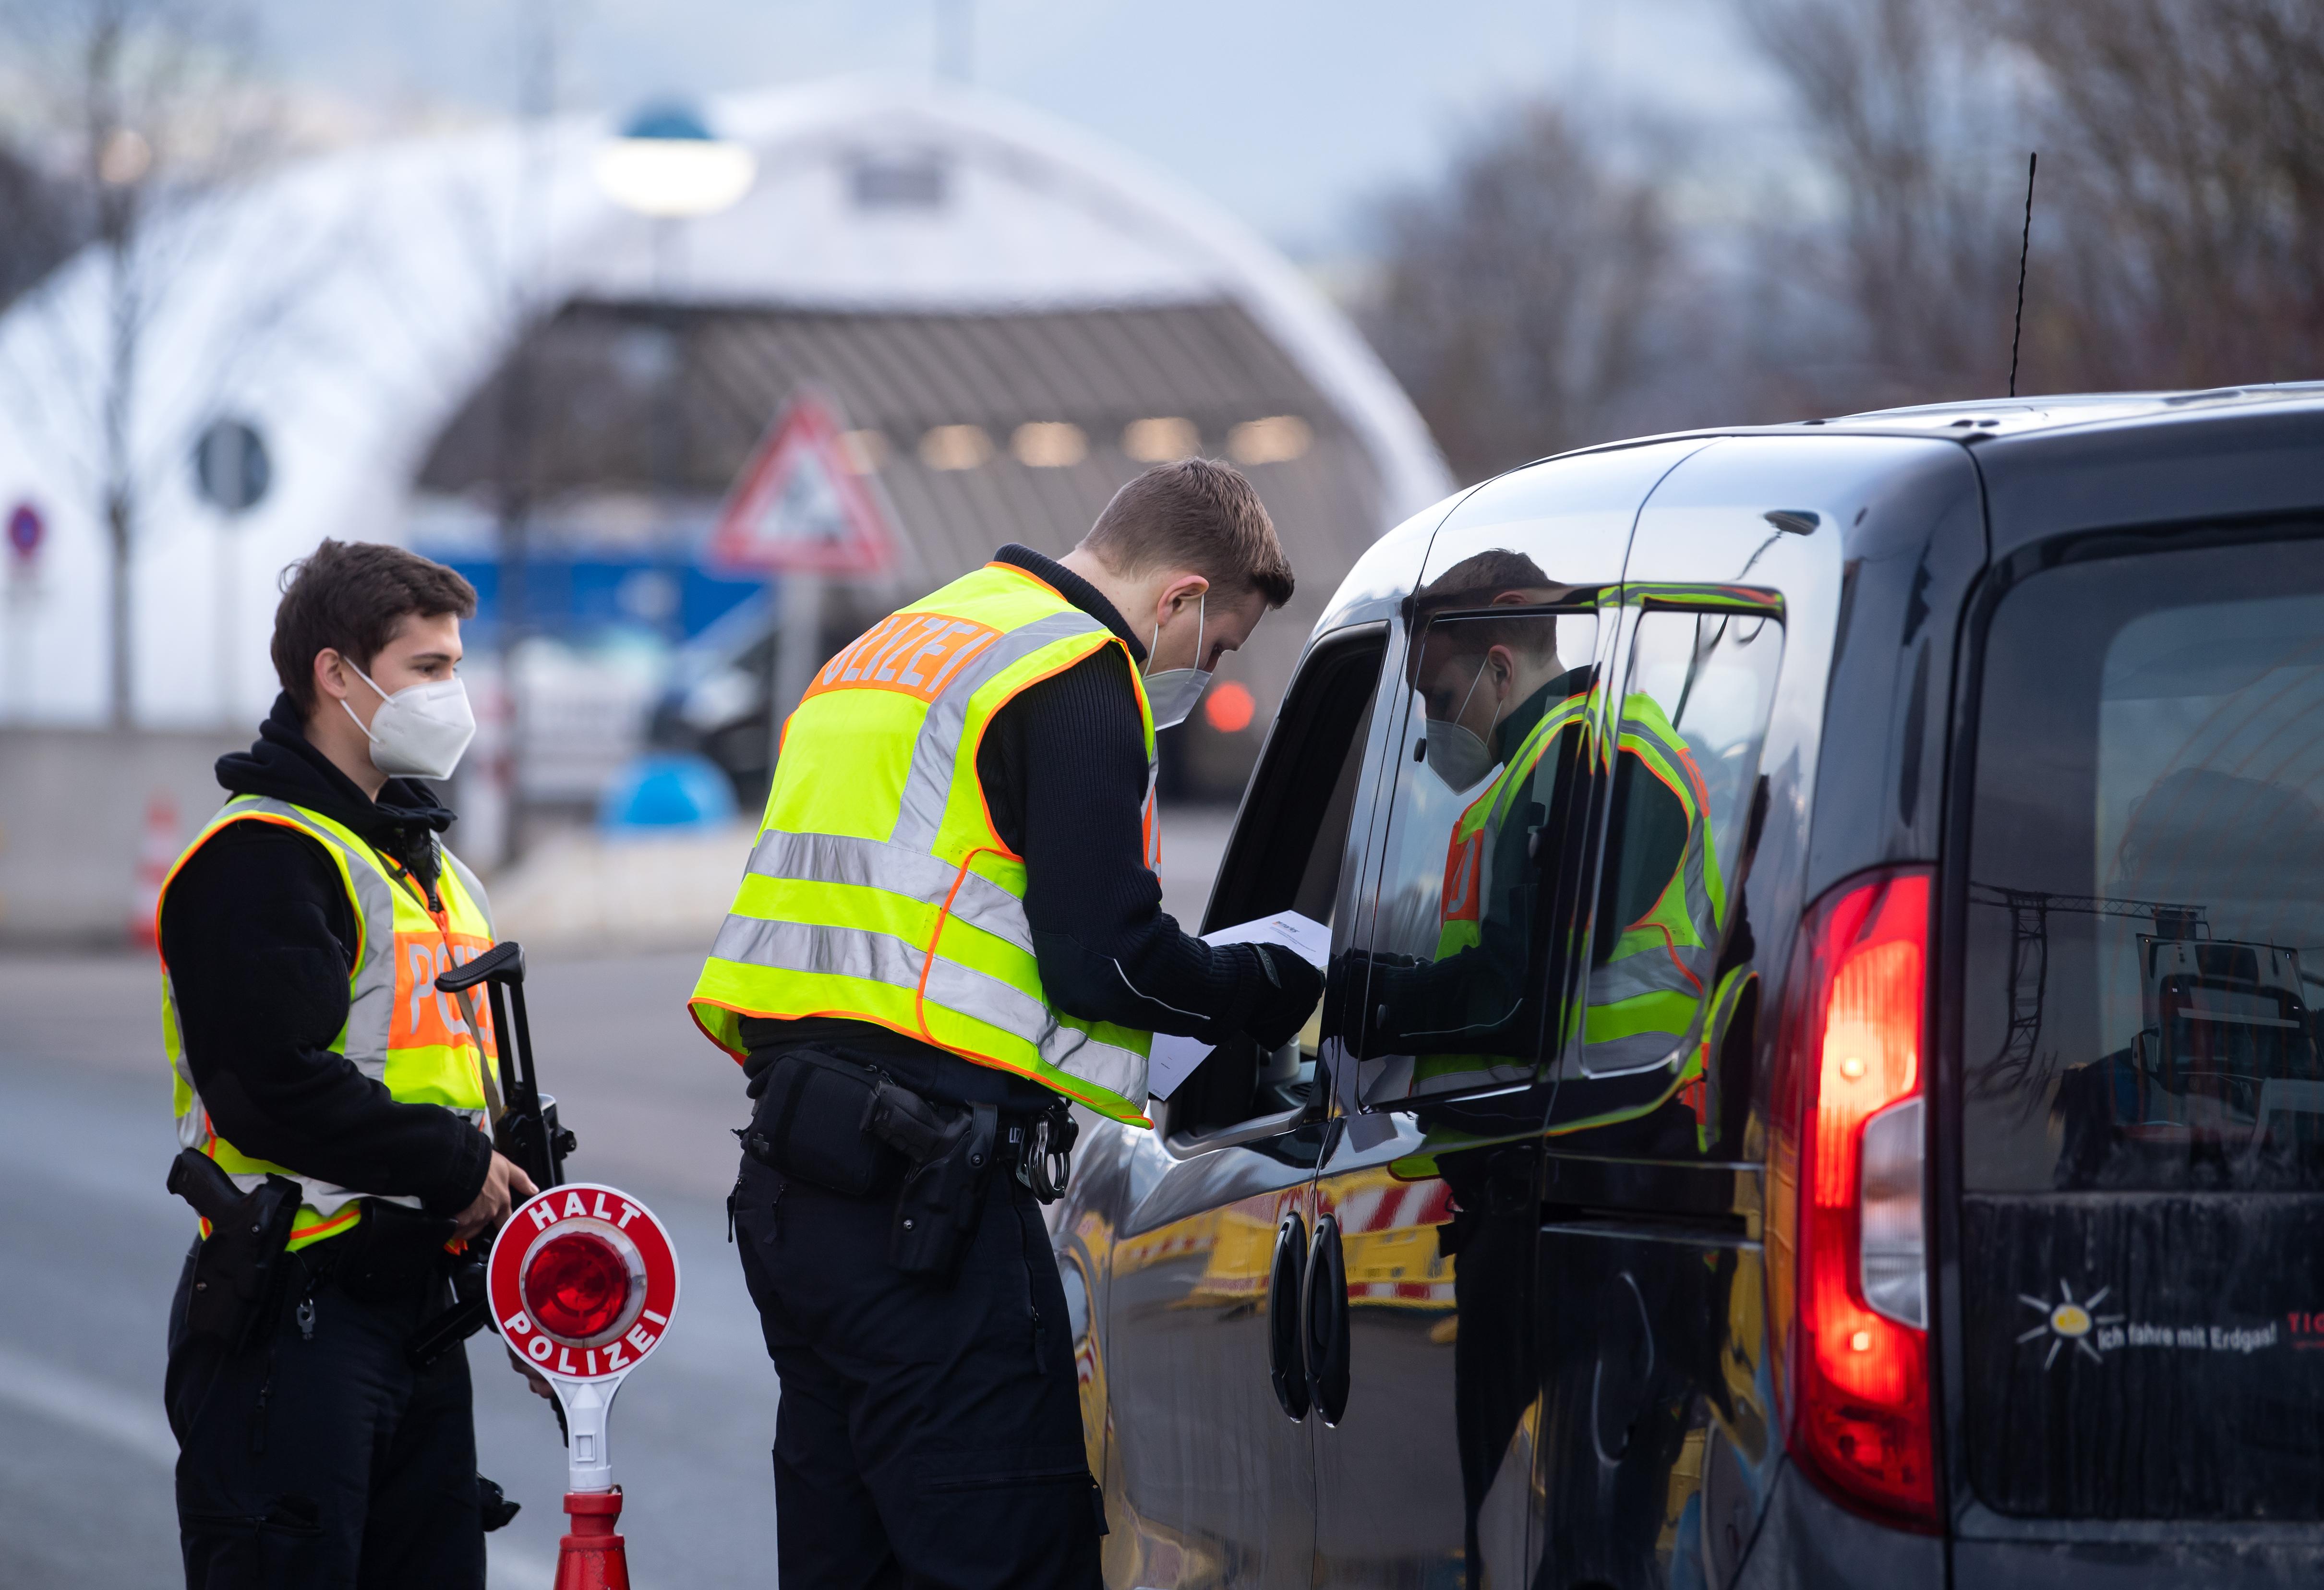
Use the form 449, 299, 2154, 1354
1303, 1212, 1351, 1425
1267, 1211, 1310, 1420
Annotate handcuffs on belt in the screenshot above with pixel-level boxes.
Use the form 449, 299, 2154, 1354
1012, 1108, 1076, 1204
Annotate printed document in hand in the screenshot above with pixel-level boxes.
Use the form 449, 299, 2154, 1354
1144, 910, 1330, 1102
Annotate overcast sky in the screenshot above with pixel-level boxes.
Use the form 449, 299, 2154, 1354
254, 0, 1795, 254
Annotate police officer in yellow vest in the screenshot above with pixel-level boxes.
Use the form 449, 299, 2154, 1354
698, 460, 1325, 1588
158, 540, 536, 1588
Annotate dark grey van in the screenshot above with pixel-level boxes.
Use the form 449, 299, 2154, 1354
1049, 388, 2324, 1587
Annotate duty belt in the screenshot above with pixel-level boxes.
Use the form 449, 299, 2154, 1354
743, 1044, 1078, 1206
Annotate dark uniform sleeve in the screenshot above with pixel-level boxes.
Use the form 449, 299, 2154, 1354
159, 822, 493, 1216
981, 646, 1298, 1044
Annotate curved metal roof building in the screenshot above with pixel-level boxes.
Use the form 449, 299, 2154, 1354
0, 77, 1450, 755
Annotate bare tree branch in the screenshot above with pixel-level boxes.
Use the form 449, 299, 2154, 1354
1360, 104, 1680, 482
0, 0, 304, 723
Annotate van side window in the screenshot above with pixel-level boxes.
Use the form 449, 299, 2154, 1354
1496, 595, 1784, 1153
1556, 603, 1782, 1148
1166, 629, 1383, 1139
1351, 605, 1606, 1104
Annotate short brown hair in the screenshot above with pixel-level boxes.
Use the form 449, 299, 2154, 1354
271, 539, 477, 715
1408, 548, 1558, 680
1081, 458, 1294, 608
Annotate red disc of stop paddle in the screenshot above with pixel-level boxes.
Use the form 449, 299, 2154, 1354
487, 1182, 680, 1382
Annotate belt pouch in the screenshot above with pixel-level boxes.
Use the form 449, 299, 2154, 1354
743, 1048, 903, 1197
335, 1200, 458, 1306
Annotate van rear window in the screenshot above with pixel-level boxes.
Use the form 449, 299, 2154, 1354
1959, 533, 2324, 1522
1964, 536, 2324, 1192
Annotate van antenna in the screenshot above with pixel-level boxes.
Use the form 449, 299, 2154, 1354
2009, 151, 2037, 398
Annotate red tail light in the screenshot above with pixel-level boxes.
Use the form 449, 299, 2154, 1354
1770, 868, 1937, 1527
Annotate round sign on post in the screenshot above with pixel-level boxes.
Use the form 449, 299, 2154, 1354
192, 418, 271, 516
488, 1181, 679, 1586
6, 502, 40, 560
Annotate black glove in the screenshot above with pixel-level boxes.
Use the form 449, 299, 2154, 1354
1244, 942, 1326, 1050
1323, 948, 1425, 1058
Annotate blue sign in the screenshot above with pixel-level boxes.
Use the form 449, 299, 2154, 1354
6, 502, 40, 558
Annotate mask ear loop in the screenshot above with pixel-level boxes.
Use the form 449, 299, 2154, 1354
339, 659, 392, 744
1146, 590, 1208, 675
1445, 651, 1491, 734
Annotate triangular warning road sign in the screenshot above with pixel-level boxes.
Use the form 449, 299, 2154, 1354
705, 390, 899, 577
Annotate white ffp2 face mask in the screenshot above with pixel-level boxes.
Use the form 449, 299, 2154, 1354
1422, 655, 1500, 792
1424, 720, 1499, 793
343, 663, 477, 781
1143, 593, 1212, 731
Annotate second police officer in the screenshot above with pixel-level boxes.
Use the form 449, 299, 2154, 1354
158, 541, 537, 1587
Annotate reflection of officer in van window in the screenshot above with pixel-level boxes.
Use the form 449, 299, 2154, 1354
1369, 551, 1590, 1063
1367, 550, 1724, 1097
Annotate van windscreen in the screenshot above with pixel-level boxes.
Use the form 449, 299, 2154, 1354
1960, 532, 2324, 1522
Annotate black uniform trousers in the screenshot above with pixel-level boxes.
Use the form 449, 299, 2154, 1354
732, 1151, 1104, 1590
165, 1239, 485, 1590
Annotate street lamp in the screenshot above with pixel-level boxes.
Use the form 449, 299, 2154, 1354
591, 98, 756, 610
592, 103, 757, 219
589, 102, 760, 783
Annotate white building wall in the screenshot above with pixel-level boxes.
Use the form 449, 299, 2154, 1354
0, 77, 1448, 729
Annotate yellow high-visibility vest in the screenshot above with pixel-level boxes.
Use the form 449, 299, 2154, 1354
1417, 689, 1723, 1084
1579, 692, 1724, 1069
158, 795, 498, 1250
1433, 685, 1597, 963
689, 561, 1160, 1125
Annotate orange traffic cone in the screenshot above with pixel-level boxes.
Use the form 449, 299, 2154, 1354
553, 1489, 630, 1590
129, 791, 180, 948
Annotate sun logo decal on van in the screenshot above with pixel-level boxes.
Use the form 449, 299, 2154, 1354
2018, 1280, 2124, 1369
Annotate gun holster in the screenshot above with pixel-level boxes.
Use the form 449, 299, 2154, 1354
882, 1096, 999, 1283
169, 1149, 301, 1355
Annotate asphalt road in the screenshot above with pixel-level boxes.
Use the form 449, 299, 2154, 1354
0, 947, 779, 1588
0, 805, 1234, 1587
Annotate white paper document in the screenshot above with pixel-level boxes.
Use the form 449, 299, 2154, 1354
1144, 910, 1330, 1102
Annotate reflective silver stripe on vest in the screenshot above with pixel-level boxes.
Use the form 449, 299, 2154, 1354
1578, 1030, 1694, 1075
746, 830, 1035, 956
440, 846, 496, 934
1587, 813, 1719, 1012
1588, 935, 1717, 1008
708, 913, 1146, 1099
889, 610, 1112, 852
